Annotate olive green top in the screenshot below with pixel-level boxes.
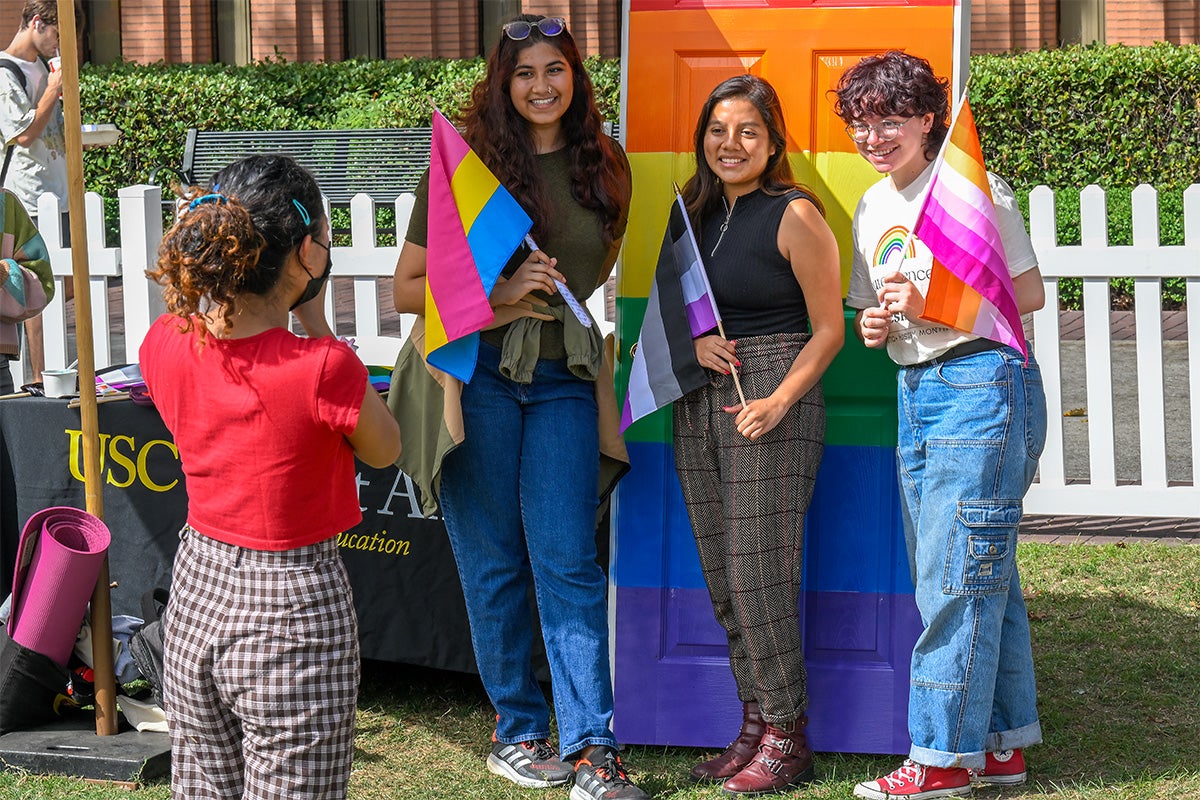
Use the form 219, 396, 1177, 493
405, 142, 630, 360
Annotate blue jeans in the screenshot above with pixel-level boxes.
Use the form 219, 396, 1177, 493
897, 347, 1046, 770
439, 343, 616, 759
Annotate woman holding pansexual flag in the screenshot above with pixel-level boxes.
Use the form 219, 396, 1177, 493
671, 74, 844, 796
835, 51, 1048, 800
391, 13, 645, 800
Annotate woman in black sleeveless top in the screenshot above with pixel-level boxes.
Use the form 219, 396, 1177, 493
673, 75, 843, 795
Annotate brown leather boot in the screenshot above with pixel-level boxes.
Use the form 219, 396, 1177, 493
721, 717, 815, 796
689, 701, 766, 783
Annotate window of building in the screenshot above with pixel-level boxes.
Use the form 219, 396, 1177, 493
480, 0, 521, 55
1059, 0, 1105, 44
346, 0, 383, 59
213, 0, 251, 65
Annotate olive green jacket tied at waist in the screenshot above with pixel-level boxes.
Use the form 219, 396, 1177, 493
388, 301, 630, 518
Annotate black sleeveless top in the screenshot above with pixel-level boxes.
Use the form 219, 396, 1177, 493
698, 188, 814, 339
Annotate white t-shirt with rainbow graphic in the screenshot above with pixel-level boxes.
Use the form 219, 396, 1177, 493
845, 160, 1039, 366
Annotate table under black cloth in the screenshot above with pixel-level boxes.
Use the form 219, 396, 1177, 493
0, 396, 478, 674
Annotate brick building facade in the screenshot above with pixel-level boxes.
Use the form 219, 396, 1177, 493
971, 0, 1199, 52
0, 1, 620, 64
0, 1, 1194, 63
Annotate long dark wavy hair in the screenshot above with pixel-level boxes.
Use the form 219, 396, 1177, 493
459, 13, 629, 245
681, 74, 823, 238
832, 50, 950, 162
150, 154, 324, 337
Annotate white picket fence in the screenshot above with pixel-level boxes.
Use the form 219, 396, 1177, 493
1025, 184, 1199, 517
16, 183, 1200, 518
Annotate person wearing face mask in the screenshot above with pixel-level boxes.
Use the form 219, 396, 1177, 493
139, 154, 400, 800
392, 14, 645, 800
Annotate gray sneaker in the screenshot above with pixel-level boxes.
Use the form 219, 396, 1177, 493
570, 746, 650, 800
487, 738, 573, 788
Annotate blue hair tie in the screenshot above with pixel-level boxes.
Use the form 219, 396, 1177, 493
188, 192, 227, 211
292, 198, 312, 227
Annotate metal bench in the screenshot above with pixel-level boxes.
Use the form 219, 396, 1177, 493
149, 127, 433, 204
149, 122, 621, 206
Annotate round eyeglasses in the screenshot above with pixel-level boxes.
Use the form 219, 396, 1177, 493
503, 17, 566, 41
845, 118, 912, 143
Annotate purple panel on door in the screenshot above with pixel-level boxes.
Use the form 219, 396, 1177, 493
613, 585, 920, 753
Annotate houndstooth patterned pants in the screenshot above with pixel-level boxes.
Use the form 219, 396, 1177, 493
674, 333, 825, 725
162, 527, 360, 799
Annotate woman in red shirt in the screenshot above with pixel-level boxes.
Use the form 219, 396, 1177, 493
140, 154, 399, 800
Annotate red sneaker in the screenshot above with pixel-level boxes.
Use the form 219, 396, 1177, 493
853, 760, 971, 799
972, 748, 1027, 786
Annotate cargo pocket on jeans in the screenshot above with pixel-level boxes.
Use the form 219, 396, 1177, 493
943, 500, 1020, 595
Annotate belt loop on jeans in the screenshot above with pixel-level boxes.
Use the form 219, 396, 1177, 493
906, 337, 1003, 370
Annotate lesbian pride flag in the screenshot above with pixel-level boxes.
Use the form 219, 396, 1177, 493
915, 97, 1026, 356
425, 109, 531, 381
621, 192, 720, 432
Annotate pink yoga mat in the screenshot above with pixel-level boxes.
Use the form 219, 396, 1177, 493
8, 507, 111, 666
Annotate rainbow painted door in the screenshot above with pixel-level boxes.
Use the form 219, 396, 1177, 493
612, 0, 959, 753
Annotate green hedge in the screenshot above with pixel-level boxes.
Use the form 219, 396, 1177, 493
79, 45, 1196, 306
78, 55, 617, 199
972, 43, 1200, 308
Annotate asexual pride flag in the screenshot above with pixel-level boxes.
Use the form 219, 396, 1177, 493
621, 192, 719, 432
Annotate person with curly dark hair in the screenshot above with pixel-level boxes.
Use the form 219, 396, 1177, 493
140, 154, 400, 800
833, 51, 1046, 800
672, 74, 843, 796
392, 14, 643, 800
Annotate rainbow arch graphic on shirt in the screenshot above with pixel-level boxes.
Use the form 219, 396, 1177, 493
874, 225, 919, 268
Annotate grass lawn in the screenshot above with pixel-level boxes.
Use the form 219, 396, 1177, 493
2, 542, 1198, 799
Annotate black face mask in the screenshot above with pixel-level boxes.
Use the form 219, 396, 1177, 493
290, 240, 333, 311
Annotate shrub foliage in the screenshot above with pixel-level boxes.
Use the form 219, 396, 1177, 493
971, 43, 1200, 308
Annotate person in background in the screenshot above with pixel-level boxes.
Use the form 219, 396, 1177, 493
0, 0, 68, 386
392, 14, 646, 800
0, 186, 51, 394
834, 51, 1046, 800
673, 74, 843, 796
140, 154, 400, 800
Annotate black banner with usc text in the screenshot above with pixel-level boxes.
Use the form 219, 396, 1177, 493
0, 397, 477, 674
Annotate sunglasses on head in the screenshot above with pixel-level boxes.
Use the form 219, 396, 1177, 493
502, 17, 566, 41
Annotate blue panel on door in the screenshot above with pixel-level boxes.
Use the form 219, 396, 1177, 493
614, 441, 913, 596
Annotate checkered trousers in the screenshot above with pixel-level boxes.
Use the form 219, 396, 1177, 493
162, 527, 360, 799
673, 333, 825, 725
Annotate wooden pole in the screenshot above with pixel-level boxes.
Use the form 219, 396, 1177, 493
716, 321, 748, 409
56, 0, 118, 736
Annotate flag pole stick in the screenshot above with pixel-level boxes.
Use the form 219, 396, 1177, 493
716, 320, 749, 409
57, 0, 118, 736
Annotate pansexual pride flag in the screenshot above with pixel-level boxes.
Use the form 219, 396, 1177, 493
915, 97, 1026, 356
621, 192, 720, 432
425, 109, 531, 381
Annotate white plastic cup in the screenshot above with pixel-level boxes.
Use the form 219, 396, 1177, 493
48, 56, 61, 72
42, 368, 77, 398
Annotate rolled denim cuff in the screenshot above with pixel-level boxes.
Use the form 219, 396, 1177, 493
984, 719, 1042, 754
907, 744, 985, 771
